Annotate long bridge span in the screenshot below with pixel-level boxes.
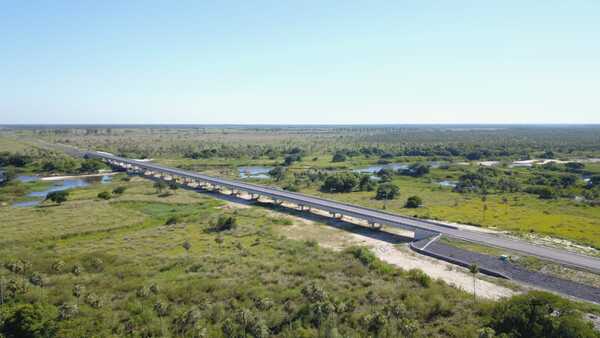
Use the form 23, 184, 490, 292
87, 151, 600, 274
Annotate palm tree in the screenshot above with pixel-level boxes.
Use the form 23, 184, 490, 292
154, 301, 170, 335
154, 181, 167, 194
501, 196, 509, 215
469, 263, 479, 302
73, 284, 84, 306
481, 195, 487, 222
29, 273, 46, 300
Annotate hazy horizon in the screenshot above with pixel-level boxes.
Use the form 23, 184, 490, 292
2, 1, 599, 124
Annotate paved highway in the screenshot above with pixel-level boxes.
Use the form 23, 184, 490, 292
89, 151, 600, 274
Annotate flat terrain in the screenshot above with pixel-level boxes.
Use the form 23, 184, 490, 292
0, 175, 496, 337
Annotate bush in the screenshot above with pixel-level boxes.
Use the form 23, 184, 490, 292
97, 191, 111, 200
408, 269, 431, 287
332, 152, 347, 162
490, 291, 597, 338
45, 190, 69, 204
525, 186, 557, 199
358, 175, 377, 191
1, 303, 58, 338
345, 246, 393, 274
375, 183, 399, 200
209, 215, 237, 232
400, 163, 430, 177
165, 216, 180, 225
283, 184, 299, 192
405, 196, 422, 208
112, 186, 127, 194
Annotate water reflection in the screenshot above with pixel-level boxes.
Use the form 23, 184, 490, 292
12, 175, 112, 207
238, 166, 272, 179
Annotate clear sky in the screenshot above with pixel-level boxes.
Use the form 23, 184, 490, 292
1, 1, 599, 124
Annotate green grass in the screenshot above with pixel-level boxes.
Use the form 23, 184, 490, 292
290, 174, 600, 250
1, 176, 501, 337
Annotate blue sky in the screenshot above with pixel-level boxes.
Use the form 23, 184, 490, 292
1, 1, 599, 124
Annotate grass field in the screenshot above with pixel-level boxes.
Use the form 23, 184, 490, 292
1, 175, 500, 337
292, 175, 600, 250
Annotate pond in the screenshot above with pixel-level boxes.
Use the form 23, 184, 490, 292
354, 163, 409, 174
238, 166, 272, 179
12, 175, 112, 207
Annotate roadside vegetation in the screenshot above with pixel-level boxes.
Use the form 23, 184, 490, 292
1, 173, 598, 337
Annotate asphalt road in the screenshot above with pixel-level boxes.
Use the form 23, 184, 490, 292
89, 151, 600, 274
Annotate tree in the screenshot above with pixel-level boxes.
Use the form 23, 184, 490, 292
565, 162, 584, 173
72, 285, 83, 305
375, 183, 399, 200
153, 181, 167, 193
209, 215, 237, 232
1, 303, 58, 338
154, 301, 170, 335
45, 190, 69, 205
401, 163, 430, 177
321, 173, 359, 193
375, 168, 395, 182
405, 196, 422, 208
1, 166, 17, 185
358, 175, 376, 191
332, 152, 347, 162
491, 291, 597, 338
469, 264, 479, 302
268, 166, 287, 181
481, 195, 487, 221
79, 159, 104, 173
168, 180, 178, 191
501, 196, 509, 215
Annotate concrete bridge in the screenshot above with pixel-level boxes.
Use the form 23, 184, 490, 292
87, 151, 600, 273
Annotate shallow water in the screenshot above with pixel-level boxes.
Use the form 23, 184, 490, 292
12, 175, 112, 207
238, 166, 272, 179
354, 163, 409, 174
438, 180, 458, 188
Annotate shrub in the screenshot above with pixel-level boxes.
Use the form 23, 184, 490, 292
375, 183, 399, 200
405, 196, 422, 208
525, 186, 557, 199
45, 190, 69, 204
112, 186, 127, 194
97, 191, 111, 200
490, 291, 596, 338
358, 175, 377, 191
209, 215, 237, 232
408, 269, 431, 287
1, 303, 58, 337
283, 184, 299, 192
332, 152, 347, 162
400, 163, 430, 177
165, 216, 180, 225
345, 246, 393, 274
